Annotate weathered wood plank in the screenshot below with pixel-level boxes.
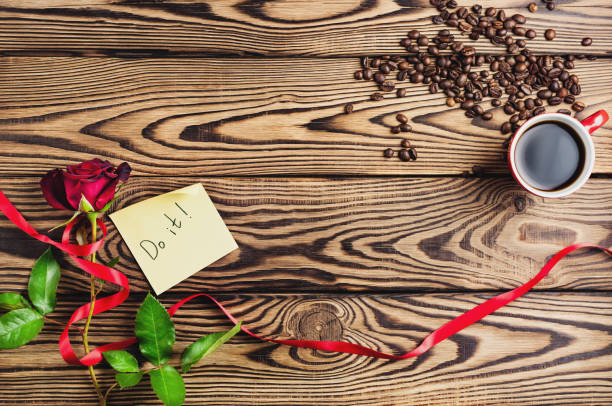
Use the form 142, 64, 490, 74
0, 0, 610, 56
1, 176, 611, 293
0, 292, 611, 404
0, 57, 611, 176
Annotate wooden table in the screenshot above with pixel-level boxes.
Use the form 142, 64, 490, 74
1, 1, 611, 404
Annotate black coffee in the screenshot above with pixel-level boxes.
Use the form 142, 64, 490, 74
514, 121, 585, 191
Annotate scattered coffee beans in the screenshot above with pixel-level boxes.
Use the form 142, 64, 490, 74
351, 1, 589, 161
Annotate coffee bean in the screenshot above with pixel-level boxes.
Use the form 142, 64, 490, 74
534, 106, 546, 116
485, 7, 496, 16
548, 96, 562, 106
391, 126, 401, 134
582, 37, 592, 46
446, 97, 456, 107
570, 83, 581, 95
418, 36, 429, 46
557, 87, 569, 98
472, 105, 484, 115
510, 114, 520, 124
501, 122, 512, 134
504, 104, 516, 115
432, 15, 444, 24
534, 98, 543, 107
408, 147, 418, 161
363, 68, 374, 80
545, 29, 556, 40
512, 14, 526, 24
572, 101, 585, 112
408, 30, 421, 39
489, 86, 502, 98
371, 93, 384, 101
515, 62, 527, 73
528, 2, 538, 12
401, 139, 411, 148
400, 123, 412, 132
397, 88, 407, 98
354, 70, 363, 80
344, 103, 354, 114
383, 148, 394, 158
397, 70, 408, 81
429, 83, 439, 94
491, 99, 502, 107
462, 100, 475, 109
564, 94, 575, 104
465, 109, 476, 118
374, 72, 385, 83
525, 98, 535, 110
537, 89, 553, 99
396, 113, 408, 124
546, 2, 555, 10
517, 39, 527, 48
398, 149, 411, 161
482, 112, 493, 120
557, 109, 571, 115
526, 29, 536, 39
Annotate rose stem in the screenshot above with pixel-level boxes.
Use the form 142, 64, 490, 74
83, 215, 103, 403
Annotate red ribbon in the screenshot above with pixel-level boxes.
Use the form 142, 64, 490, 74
1, 189, 611, 364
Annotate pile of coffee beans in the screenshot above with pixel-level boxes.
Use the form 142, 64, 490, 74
348, 1, 594, 161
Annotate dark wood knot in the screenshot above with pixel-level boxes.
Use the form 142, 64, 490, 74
287, 302, 343, 342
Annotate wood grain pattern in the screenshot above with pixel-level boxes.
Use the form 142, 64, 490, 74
0, 0, 610, 56
1, 176, 611, 294
0, 57, 611, 176
0, 292, 611, 405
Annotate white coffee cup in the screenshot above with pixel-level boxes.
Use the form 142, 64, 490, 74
508, 110, 608, 198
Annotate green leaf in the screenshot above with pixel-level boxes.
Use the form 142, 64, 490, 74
0, 308, 44, 349
115, 372, 143, 388
134, 293, 174, 366
106, 256, 120, 268
103, 350, 139, 372
150, 365, 185, 406
27, 248, 61, 315
0, 293, 30, 312
181, 322, 242, 373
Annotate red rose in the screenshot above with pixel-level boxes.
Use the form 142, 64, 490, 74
40, 159, 131, 211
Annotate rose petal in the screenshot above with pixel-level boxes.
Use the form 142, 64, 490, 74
115, 162, 131, 181
94, 178, 120, 210
40, 169, 73, 210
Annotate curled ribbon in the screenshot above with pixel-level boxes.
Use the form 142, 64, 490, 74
1, 189, 611, 364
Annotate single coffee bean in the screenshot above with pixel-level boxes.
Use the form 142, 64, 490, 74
472, 105, 484, 115
534, 98, 543, 107
570, 83, 581, 95
504, 18, 517, 30
465, 109, 476, 118
374, 72, 385, 83
537, 89, 553, 99
545, 29, 556, 41
557, 87, 569, 98
564, 94, 575, 104
526, 29, 536, 39
397, 70, 408, 81
408, 29, 421, 39
418, 36, 429, 46
525, 98, 535, 110
397, 88, 407, 98
432, 15, 444, 24
363, 68, 374, 80
510, 114, 520, 124
400, 123, 412, 132
354, 70, 363, 80
528, 2, 538, 12
391, 126, 401, 134
446, 97, 456, 107
548, 96, 562, 106
371, 92, 384, 101
512, 14, 526, 24
534, 106, 546, 116
517, 39, 527, 48
461, 100, 475, 109
396, 113, 408, 124
582, 37, 592, 46
383, 148, 394, 158
491, 99, 502, 107
398, 149, 411, 161
515, 62, 527, 73
429, 83, 438, 94
380, 80, 395, 92
547, 2, 555, 10
485, 7, 496, 17
344, 103, 354, 114
557, 109, 571, 115
504, 104, 516, 115
572, 101, 585, 112
482, 112, 493, 120
501, 122, 512, 134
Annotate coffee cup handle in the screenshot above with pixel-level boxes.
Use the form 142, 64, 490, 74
581, 109, 609, 135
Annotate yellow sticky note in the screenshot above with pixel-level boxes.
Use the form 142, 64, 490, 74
109, 183, 238, 294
